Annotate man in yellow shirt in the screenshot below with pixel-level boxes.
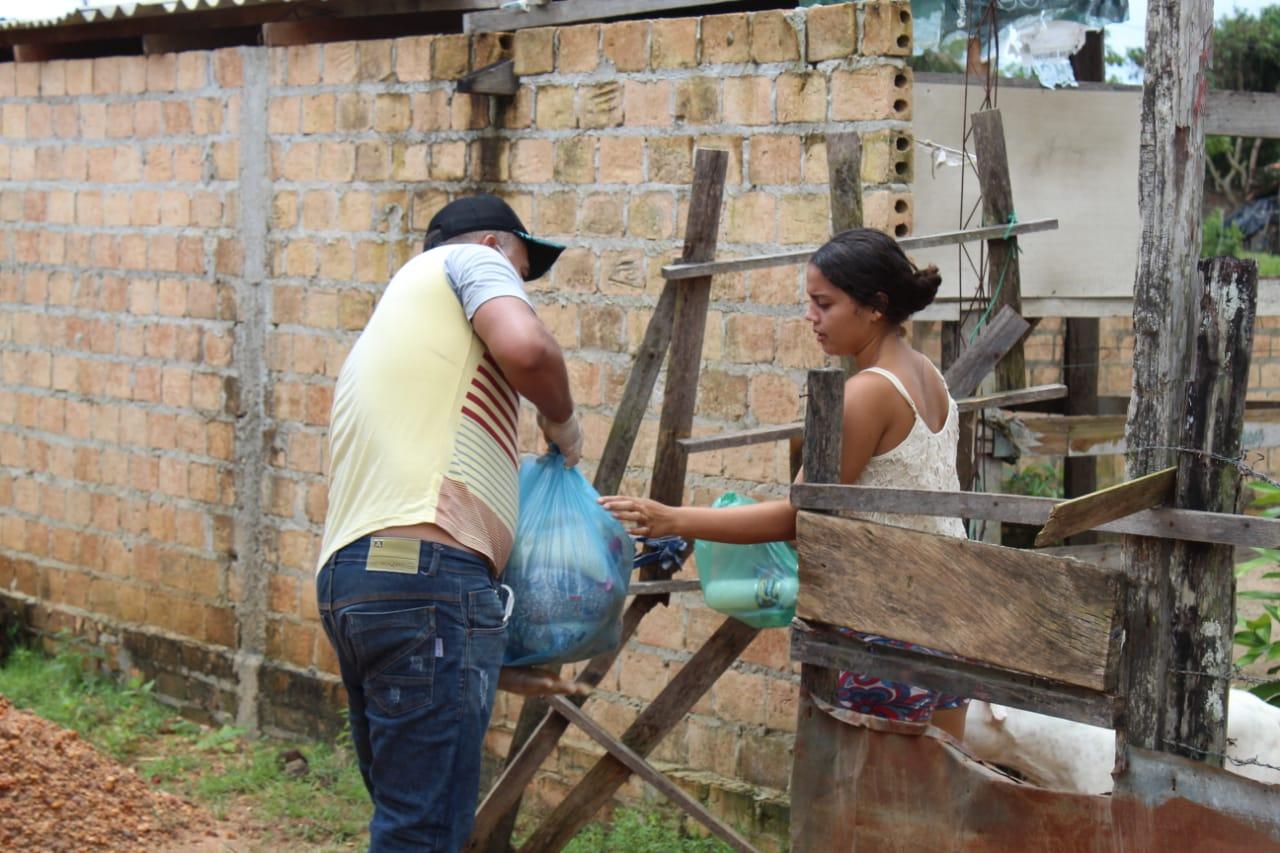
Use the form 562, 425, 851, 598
316, 195, 582, 851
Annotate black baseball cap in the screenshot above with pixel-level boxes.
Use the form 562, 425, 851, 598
424, 194, 565, 281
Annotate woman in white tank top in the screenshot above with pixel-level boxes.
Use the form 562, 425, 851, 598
601, 228, 969, 740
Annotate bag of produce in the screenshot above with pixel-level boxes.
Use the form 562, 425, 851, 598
694, 492, 798, 629
502, 452, 634, 666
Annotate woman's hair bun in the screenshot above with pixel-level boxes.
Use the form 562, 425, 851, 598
810, 229, 945, 324
904, 263, 943, 313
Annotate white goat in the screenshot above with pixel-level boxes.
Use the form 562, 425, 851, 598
964, 688, 1280, 793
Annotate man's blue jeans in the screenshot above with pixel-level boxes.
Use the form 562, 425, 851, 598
317, 536, 507, 852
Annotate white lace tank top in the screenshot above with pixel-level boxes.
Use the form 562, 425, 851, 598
846, 365, 967, 539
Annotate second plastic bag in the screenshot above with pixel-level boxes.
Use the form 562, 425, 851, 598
502, 451, 634, 667
694, 492, 798, 629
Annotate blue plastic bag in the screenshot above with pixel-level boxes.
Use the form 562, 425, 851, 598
693, 493, 798, 629
502, 452, 634, 666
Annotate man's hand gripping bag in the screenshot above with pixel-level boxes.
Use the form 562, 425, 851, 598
502, 452, 633, 666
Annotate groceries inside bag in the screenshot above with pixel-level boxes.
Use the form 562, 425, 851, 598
694, 492, 798, 629
502, 452, 634, 666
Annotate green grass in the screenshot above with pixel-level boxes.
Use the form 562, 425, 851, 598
560, 809, 732, 853
0, 641, 738, 851
0, 641, 368, 848
1243, 251, 1280, 278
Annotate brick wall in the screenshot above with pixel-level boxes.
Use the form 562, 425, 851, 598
0, 0, 1090, 841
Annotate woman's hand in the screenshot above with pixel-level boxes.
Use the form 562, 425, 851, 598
598, 496, 679, 538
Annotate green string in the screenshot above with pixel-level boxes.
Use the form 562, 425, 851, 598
967, 211, 1021, 344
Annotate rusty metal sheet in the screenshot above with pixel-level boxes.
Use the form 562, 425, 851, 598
790, 691, 1280, 852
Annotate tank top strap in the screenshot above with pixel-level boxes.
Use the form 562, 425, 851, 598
861, 367, 920, 417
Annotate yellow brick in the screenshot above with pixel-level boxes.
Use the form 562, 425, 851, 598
778, 193, 829, 244
358, 40, 393, 82
603, 21, 649, 71
556, 24, 600, 72
374, 94, 411, 132
598, 137, 644, 184
806, 2, 857, 61
777, 71, 827, 123
623, 80, 671, 127
580, 193, 624, 237
553, 138, 594, 184
391, 37, 431, 82
534, 191, 577, 237
627, 192, 675, 240
510, 138, 553, 183
832, 65, 912, 121
650, 18, 698, 69
286, 45, 321, 85
301, 94, 335, 134
723, 76, 772, 125
324, 41, 361, 84
576, 82, 623, 129
748, 134, 802, 185
750, 10, 800, 62
726, 191, 777, 244
674, 78, 720, 125
861, 0, 913, 57
514, 27, 554, 75
536, 85, 577, 129
429, 141, 467, 181
432, 34, 470, 80
702, 13, 750, 64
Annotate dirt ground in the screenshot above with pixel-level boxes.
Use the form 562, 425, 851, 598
0, 696, 242, 852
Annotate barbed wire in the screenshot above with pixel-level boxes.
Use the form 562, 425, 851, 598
1130, 445, 1280, 491
1162, 738, 1280, 775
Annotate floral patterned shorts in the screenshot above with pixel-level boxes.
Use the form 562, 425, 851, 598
833, 628, 970, 723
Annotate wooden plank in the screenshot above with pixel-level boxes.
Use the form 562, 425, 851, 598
466, 0, 742, 32
957, 383, 1067, 411
789, 483, 1280, 548
997, 408, 1280, 457
1119, 0, 1215, 756
659, 219, 1059, 281
1064, 316, 1100, 544
1205, 90, 1280, 140
789, 621, 1121, 728
678, 423, 803, 454
941, 305, 1031, 398
1159, 258, 1258, 764
1034, 466, 1177, 547
592, 281, 679, 495
1035, 542, 1126, 572
826, 132, 863, 236
628, 579, 701, 596
519, 617, 760, 853
796, 512, 1125, 691
548, 697, 758, 853
648, 148, 728, 509
457, 59, 518, 96
467, 597, 655, 850
827, 131, 863, 377
798, 368, 847, 702
971, 109, 1026, 392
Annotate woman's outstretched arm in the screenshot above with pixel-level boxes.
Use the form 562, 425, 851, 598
599, 495, 796, 544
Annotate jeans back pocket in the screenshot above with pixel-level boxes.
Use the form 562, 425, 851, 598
346, 604, 437, 717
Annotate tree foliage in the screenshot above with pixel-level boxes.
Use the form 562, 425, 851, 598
1205, 8, 1280, 207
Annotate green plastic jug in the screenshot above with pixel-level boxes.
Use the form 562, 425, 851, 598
693, 493, 798, 629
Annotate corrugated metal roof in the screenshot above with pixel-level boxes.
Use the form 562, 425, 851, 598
0, 0, 319, 32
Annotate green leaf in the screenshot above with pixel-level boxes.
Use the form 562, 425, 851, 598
1238, 590, 1280, 602
1238, 648, 1264, 666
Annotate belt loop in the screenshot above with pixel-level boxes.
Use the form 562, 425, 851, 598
426, 542, 441, 576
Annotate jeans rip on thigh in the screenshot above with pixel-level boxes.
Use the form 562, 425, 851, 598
345, 604, 437, 717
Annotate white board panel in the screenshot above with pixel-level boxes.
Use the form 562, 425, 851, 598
910, 77, 1143, 309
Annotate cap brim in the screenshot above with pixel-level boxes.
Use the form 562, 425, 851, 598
517, 232, 565, 281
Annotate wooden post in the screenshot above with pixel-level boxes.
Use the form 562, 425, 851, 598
1063, 316, 1099, 542
790, 368, 845, 853
1117, 0, 1216, 760
795, 371, 845, 707
971, 109, 1026, 393
468, 149, 728, 851
1162, 258, 1257, 763
826, 132, 862, 377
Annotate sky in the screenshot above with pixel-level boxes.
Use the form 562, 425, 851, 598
1107, 0, 1277, 56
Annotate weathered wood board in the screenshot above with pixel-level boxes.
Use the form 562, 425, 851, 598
795, 512, 1125, 691
1034, 466, 1177, 547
